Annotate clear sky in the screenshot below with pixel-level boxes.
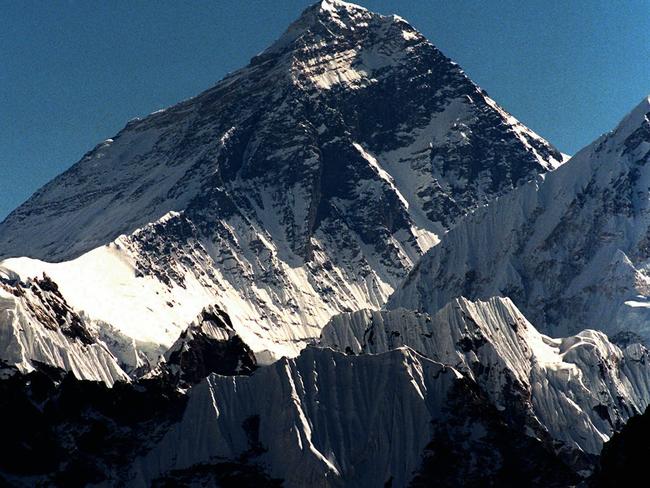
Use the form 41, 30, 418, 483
2, 0, 649, 220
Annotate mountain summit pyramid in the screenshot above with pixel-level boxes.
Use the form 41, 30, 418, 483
0, 0, 562, 362
3, 3, 649, 487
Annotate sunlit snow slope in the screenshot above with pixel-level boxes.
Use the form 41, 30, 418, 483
0, 266, 129, 384
390, 95, 650, 344
0, 0, 562, 365
321, 297, 650, 456
129, 345, 575, 488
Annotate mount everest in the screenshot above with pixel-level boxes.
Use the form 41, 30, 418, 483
0, 0, 562, 364
0, 1, 648, 486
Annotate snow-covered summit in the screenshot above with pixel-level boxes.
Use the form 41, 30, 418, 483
263, 0, 369, 53
0, 1, 560, 261
248, 0, 445, 96
0, 1, 562, 362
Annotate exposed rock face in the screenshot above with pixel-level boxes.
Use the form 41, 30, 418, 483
589, 405, 650, 487
0, 327, 263, 488
0, 269, 257, 386
0, 0, 562, 361
0, 367, 187, 487
410, 377, 579, 488
0, 1, 561, 263
160, 305, 257, 386
389, 96, 650, 344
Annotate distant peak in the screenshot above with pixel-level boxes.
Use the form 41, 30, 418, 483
319, 0, 360, 9
619, 94, 650, 122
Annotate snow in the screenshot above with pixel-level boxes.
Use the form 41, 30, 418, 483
0, 202, 398, 364
483, 95, 565, 170
411, 226, 439, 253
0, 2, 638, 484
401, 30, 419, 41
611, 94, 650, 141
2, 241, 203, 353
132, 346, 460, 488
0, 0, 565, 373
353, 142, 409, 209
319, 0, 364, 14
321, 296, 650, 454
625, 299, 650, 308
0, 277, 129, 385
390, 94, 650, 342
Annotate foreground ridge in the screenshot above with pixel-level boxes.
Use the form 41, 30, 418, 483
322, 296, 650, 457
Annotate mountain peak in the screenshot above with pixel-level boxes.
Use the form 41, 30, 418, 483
612, 94, 650, 141
0, 0, 562, 363
253, 0, 429, 94
572, 94, 650, 159
259, 0, 410, 61
390, 93, 650, 350
318, 0, 366, 13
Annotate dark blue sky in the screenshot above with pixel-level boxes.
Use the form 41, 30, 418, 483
2, 0, 649, 220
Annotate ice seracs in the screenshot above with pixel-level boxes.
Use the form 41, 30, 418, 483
130, 345, 576, 488
321, 296, 650, 456
0, 270, 129, 385
2, 1, 645, 486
